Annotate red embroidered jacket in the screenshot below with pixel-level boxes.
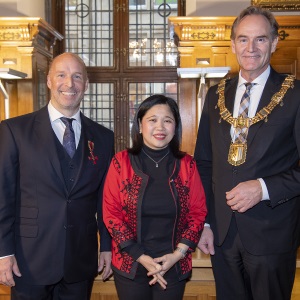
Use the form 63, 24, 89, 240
103, 150, 207, 280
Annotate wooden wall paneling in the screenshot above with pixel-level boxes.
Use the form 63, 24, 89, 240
0, 17, 63, 121
211, 46, 231, 69
91, 278, 119, 300
0, 286, 10, 300
4, 80, 19, 118
271, 59, 297, 76
16, 80, 34, 117
178, 78, 198, 154
0, 93, 4, 120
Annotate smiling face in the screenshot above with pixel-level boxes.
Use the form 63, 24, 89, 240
47, 53, 88, 117
231, 14, 278, 81
139, 104, 176, 150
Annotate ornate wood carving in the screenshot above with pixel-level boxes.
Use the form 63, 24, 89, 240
252, 0, 300, 11
0, 18, 63, 119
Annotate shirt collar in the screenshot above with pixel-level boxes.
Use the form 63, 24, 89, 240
48, 100, 81, 124
238, 66, 270, 88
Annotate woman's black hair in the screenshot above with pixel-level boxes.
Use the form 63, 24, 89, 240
128, 94, 185, 158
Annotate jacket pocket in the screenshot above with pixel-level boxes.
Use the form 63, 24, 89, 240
16, 225, 38, 237
19, 207, 38, 219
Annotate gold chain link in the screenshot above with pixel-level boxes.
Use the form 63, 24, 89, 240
217, 75, 295, 129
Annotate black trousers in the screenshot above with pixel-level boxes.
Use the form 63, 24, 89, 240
11, 277, 94, 300
211, 215, 297, 300
113, 264, 186, 300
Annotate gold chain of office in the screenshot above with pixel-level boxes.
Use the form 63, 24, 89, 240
216, 74, 295, 166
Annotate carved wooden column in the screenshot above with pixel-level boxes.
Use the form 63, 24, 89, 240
0, 17, 63, 120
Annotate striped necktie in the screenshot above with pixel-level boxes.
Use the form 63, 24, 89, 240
61, 117, 76, 158
234, 82, 255, 143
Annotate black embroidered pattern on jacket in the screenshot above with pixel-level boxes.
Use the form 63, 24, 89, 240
174, 170, 200, 275
109, 221, 134, 250
121, 174, 141, 236
119, 251, 134, 273
179, 253, 192, 275
112, 155, 121, 174
108, 170, 142, 274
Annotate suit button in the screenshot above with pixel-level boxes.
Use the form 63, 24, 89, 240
232, 168, 237, 174
64, 225, 73, 229
67, 199, 71, 203
69, 178, 74, 182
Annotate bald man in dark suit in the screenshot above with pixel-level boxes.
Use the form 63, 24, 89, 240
0, 53, 114, 300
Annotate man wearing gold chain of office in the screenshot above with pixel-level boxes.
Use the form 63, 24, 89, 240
194, 5, 300, 300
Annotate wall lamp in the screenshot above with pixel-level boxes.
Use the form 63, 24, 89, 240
177, 67, 231, 122
0, 68, 27, 119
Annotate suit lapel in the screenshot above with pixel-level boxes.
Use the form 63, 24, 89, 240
247, 69, 284, 144
33, 106, 66, 190
68, 113, 94, 194
221, 77, 238, 146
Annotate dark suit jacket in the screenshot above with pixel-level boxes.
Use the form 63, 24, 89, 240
194, 68, 300, 255
0, 106, 114, 285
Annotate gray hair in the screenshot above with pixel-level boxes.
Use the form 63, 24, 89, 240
230, 6, 279, 41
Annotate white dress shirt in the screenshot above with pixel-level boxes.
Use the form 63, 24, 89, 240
48, 101, 81, 148
231, 66, 271, 200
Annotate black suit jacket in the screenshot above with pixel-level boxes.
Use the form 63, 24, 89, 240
194, 68, 300, 255
0, 106, 114, 284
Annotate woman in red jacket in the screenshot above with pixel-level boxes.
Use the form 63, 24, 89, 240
103, 94, 207, 300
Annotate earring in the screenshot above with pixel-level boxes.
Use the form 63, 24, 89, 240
139, 129, 142, 134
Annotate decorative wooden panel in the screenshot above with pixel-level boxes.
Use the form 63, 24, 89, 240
0, 17, 63, 120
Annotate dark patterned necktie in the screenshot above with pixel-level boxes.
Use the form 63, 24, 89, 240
235, 82, 255, 143
61, 117, 76, 158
